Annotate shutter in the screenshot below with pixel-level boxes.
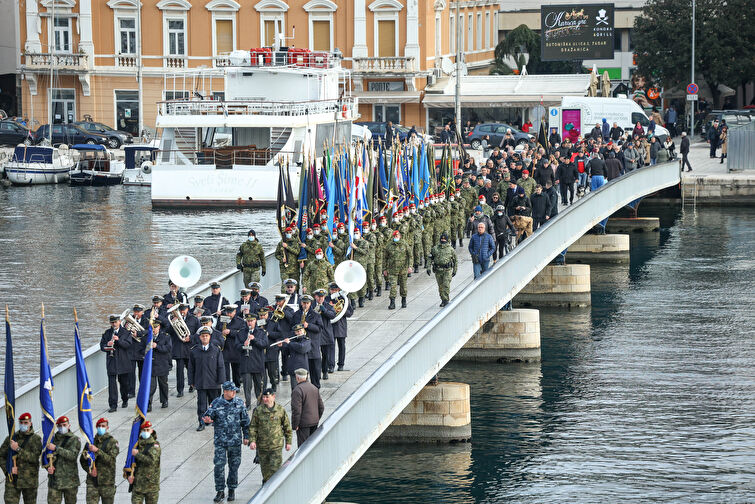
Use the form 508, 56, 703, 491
312, 20, 330, 51
378, 20, 395, 57
216, 20, 233, 54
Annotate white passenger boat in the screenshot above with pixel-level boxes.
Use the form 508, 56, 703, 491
150, 47, 359, 208
4, 145, 73, 185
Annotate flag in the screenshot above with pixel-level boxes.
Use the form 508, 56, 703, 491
296, 162, 309, 261
4, 306, 15, 482
537, 117, 549, 151
123, 323, 153, 480
74, 309, 95, 474
325, 149, 336, 264
39, 308, 55, 468
412, 146, 419, 205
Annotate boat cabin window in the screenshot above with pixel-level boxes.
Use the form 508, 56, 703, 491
315, 122, 350, 149
233, 127, 271, 148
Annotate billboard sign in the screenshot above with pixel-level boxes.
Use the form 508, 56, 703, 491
541, 3, 615, 61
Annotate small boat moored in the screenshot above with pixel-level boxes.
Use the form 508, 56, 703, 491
122, 145, 158, 186
69, 144, 123, 186
4, 145, 73, 185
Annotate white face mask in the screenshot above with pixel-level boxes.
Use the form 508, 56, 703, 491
285, 233, 292, 239
411, 208, 416, 214
314, 230, 321, 235
393, 237, 400, 243
307, 234, 314, 240
371, 224, 377, 230
354, 233, 361, 239
19, 424, 29, 433
97, 427, 107, 436
140, 431, 150, 439
450, 197, 455, 202
248, 236, 255, 241
316, 254, 324, 260
58, 426, 69, 435
419, 204, 424, 209
338, 228, 345, 234
380, 222, 386, 227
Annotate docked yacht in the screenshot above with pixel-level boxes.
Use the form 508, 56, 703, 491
69, 144, 123, 186
150, 48, 358, 208
4, 145, 73, 185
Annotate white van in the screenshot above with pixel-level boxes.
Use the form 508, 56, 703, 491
548, 97, 669, 143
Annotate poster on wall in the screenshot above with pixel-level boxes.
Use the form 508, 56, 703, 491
541, 3, 615, 61
562, 109, 582, 143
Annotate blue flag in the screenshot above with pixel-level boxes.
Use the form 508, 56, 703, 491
325, 151, 336, 264
4, 307, 15, 482
74, 315, 95, 473
39, 315, 55, 467
123, 324, 153, 479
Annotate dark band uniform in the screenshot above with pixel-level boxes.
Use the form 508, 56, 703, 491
315, 300, 337, 378
189, 336, 226, 429
293, 306, 322, 388
217, 311, 245, 387
149, 320, 173, 409
266, 304, 294, 390
100, 321, 132, 410
170, 310, 200, 397
236, 318, 269, 407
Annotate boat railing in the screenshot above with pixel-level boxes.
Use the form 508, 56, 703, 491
157, 148, 300, 168
157, 97, 358, 118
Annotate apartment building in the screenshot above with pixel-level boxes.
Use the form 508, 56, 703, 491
15, 0, 497, 135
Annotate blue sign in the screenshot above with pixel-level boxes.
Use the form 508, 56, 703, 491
687, 83, 698, 95
550, 109, 558, 116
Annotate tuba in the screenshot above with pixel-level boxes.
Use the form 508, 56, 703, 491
167, 304, 191, 342
331, 260, 366, 323
120, 309, 146, 342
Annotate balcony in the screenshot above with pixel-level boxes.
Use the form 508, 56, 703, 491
352, 56, 416, 75
23, 52, 88, 71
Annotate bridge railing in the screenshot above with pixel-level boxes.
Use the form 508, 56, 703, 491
249, 161, 681, 504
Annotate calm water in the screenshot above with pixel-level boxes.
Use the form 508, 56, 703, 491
329, 206, 755, 502
0, 185, 279, 382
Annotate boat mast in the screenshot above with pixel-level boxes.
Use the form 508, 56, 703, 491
137, 0, 143, 140
49, 0, 54, 142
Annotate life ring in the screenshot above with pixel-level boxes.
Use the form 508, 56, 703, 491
647, 87, 660, 100
141, 161, 152, 174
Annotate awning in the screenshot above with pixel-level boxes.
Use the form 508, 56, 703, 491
423, 94, 568, 108
353, 91, 421, 104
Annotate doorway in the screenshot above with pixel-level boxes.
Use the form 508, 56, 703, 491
50, 88, 75, 124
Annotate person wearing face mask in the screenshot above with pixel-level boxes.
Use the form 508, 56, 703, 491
466, 205, 495, 242
0, 412, 42, 504
128, 421, 161, 504
383, 230, 413, 309
428, 232, 458, 307
492, 204, 516, 261
361, 222, 377, 299
332, 223, 348, 267
301, 247, 334, 296
431, 197, 447, 246
350, 226, 373, 307
236, 229, 266, 287
419, 199, 435, 268
370, 219, 385, 297
309, 224, 329, 257
44, 416, 81, 504
80, 417, 120, 504
406, 204, 423, 274
450, 191, 465, 248
246, 282, 269, 315
275, 226, 302, 292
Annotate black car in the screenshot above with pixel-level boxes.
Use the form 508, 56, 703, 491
0, 120, 33, 146
467, 123, 533, 150
74, 121, 133, 149
354, 121, 410, 144
33, 124, 110, 147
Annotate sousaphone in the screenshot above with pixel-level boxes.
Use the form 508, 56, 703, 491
331, 260, 366, 322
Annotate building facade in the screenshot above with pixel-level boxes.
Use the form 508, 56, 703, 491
15, 0, 497, 135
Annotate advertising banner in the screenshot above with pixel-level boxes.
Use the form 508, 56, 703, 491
541, 4, 615, 61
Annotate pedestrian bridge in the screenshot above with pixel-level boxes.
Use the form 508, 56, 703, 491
0, 162, 680, 503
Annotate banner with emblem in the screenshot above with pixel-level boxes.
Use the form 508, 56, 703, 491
39, 304, 55, 468
123, 323, 153, 480
4, 305, 15, 482
73, 308, 96, 474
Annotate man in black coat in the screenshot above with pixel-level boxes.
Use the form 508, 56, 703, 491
275, 323, 311, 392
545, 181, 559, 220
204, 282, 229, 316
328, 283, 353, 371
492, 205, 517, 260
534, 159, 555, 188
507, 191, 532, 217
100, 314, 133, 412
148, 318, 173, 411
169, 303, 199, 398
556, 156, 578, 205
189, 327, 226, 431
530, 185, 552, 231
217, 305, 245, 387
248, 282, 269, 314
605, 152, 623, 181
267, 294, 295, 388
236, 313, 269, 408
126, 304, 149, 398
313, 289, 337, 379
294, 295, 323, 389
193, 315, 225, 351
680, 132, 692, 171
235, 289, 254, 318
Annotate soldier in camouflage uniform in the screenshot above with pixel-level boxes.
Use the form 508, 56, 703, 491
460, 179, 478, 223
379, 215, 393, 290
301, 248, 334, 295
236, 229, 266, 286
477, 195, 494, 217
372, 218, 386, 297
332, 223, 349, 267
419, 199, 435, 268
248, 388, 292, 483
128, 421, 161, 504
431, 194, 447, 245
361, 221, 376, 300
427, 233, 458, 306
45, 415, 81, 504
274, 227, 302, 292
407, 204, 424, 271
80, 417, 120, 504
0, 412, 42, 504
203, 381, 251, 503
383, 229, 413, 309
449, 193, 465, 248
303, 225, 329, 259
350, 226, 372, 307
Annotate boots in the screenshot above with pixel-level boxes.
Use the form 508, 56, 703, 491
388, 297, 396, 310
401, 297, 407, 308
440, 299, 448, 307
322, 370, 329, 380
458, 238, 463, 248
385, 280, 390, 290
358, 297, 364, 308
367, 289, 373, 301
375, 285, 382, 297
451, 240, 456, 247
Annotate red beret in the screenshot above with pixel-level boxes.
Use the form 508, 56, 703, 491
522, 169, 529, 175
315, 248, 323, 254
140, 420, 152, 430
313, 223, 320, 228
337, 222, 345, 228
409, 203, 416, 208
306, 228, 313, 233
19, 412, 31, 421
96, 418, 108, 427
56, 416, 69, 425
478, 195, 484, 199
362, 221, 369, 227
284, 227, 292, 232
392, 230, 400, 236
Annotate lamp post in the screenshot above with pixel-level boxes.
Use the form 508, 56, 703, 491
455, 1, 462, 137
690, 0, 695, 136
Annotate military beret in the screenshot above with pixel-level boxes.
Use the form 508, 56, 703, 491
313, 289, 327, 296
392, 230, 400, 237
337, 222, 346, 228
306, 228, 313, 233
140, 421, 153, 430
133, 304, 145, 312
301, 294, 314, 302
152, 295, 163, 302
109, 314, 120, 323
222, 381, 239, 391
96, 418, 108, 427
362, 221, 369, 228
285, 226, 293, 233
198, 327, 212, 335
261, 388, 275, 396
248, 282, 261, 290
315, 248, 324, 254
244, 312, 258, 321
210, 282, 221, 288
313, 223, 321, 228
56, 416, 69, 425
19, 413, 31, 421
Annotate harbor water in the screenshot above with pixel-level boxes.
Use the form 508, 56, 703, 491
1, 185, 754, 501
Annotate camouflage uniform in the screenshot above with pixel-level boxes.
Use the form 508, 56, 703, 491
236, 238, 266, 286
302, 256, 334, 295
480, 202, 494, 217
379, 225, 393, 290
460, 186, 477, 219
383, 238, 413, 299
429, 241, 458, 302
419, 206, 435, 267
517, 176, 536, 198
351, 235, 372, 300
432, 203, 447, 244
274, 236, 302, 291
248, 402, 292, 483
362, 229, 377, 295
204, 394, 251, 493
449, 198, 465, 246
79, 432, 119, 504
332, 234, 349, 266
409, 212, 424, 269
131, 433, 161, 504
0, 427, 42, 504
372, 226, 386, 294
46, 430, 82, 504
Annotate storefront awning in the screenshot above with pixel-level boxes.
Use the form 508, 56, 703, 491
353, 91, 421, 104
423, 94, 569, 108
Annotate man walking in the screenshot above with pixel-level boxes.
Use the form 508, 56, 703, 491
128, 421, 161, 504
468, 222, 495, 279
45, 416, 82, 504
680, 132, 692, 172
0, 412, 42, 504
707, 120, 720, 158
80, 417, 119, 504
190, 327, 226, 431
237, 313, 269, 407
290, 369, 325, 447
383, 230, 413, 309
100, 314, 132, 412
248, 389, 293, 484
427, 233, 457, 307
203, 381, 251, 503
236, 229, 266, 286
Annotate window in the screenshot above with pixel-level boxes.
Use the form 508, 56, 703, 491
115, 90, 139, 136
459, 14, 464, 52
449, 13, 455, 53
215, 19, 234, 54
631, 112, 649, 127
53, 16, 72, 53
374, 104, 400, 123
485, 12, 490, 49
435, 14, 441, 58
167, 19, 186, 55
119, 18, 137, 54
628, 29, 635, 50
492, 12, 497, 48
476, 13, 482, 51
377, 19, 396, 57
50, 89, 75, 124
614, 29, 623, 52
263, 17, 284, 46
311, 20, 330, 51
467, 14, 473, 52
164, 90, 190, 100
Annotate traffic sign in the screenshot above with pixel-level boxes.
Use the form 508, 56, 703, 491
687, 83, 698, 95
687, 94, 699, 101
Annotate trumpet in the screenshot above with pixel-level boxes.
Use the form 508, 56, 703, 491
271, 306, 286, 322
167, 304, 191, 342
120, 309, 146, 343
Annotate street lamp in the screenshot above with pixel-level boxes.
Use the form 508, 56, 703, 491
690, 0, 695, 136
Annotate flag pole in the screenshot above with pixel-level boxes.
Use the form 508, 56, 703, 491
4, 304, 17, 481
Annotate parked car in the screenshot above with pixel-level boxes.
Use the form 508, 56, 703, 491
0, 120, 33, 146
467, 123, 533, 150
33, 124, 110, 147
74, 121, 133, 148
354, 121, 410, 144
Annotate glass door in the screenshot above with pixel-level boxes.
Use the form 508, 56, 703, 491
51, 89, 75, 124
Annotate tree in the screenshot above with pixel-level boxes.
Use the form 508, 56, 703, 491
633, 0, 755, 106
491, 24, 585, 76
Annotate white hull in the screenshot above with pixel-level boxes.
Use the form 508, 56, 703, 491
5, 164, 71, 185
122, 168, 151, 186
151, 164, 300, 207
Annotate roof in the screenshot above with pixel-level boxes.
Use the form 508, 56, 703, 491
71, 144, 106, 150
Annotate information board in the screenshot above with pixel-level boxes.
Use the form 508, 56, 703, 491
541, 3, 615, 61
